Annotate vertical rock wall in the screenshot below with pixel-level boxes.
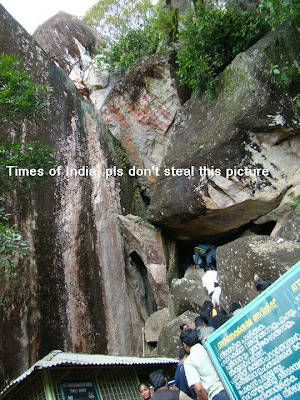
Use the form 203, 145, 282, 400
0, 5, 143, 383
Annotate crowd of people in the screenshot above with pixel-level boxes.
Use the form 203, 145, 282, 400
137, 298, 240, 400
136, 242, 275, 400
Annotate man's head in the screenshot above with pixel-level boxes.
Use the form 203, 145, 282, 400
149, 370, 167, 391
180, 328, 199, 353
255, 277, 273, 292
202, 300, 213, 310
178, 347, 188, 361
199, 308, 210, 325
229, 302, 241, 314
194, 316, 205, 329
180, 323, 189, 331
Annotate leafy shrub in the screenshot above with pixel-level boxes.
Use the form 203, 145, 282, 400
289, 192, 300, 210
0, 200, 28, 273
177, 2, 268, 95
151, 1, 179, 43
98, 26, 159, 73
0, 54, 50, 131
258, 0, 300, 29
0, 54, 55, 272
94, 1, 183, 74
0, 141, 56, 192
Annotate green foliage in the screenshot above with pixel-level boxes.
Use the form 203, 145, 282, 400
271, 64, 293, 88
132, 181, 147, 220
289, 192, 300, 210
0, 54, 55, 273
0, 54, 56, 193
116, 146, 128, 170
151, 1, 179, 43
270, 62, 300, 105
0, 141, 56, 192
294, 94, 300, 108
177, 2, 268, 95
0, 54, 50, 132
83, 0, 154, 43
258, 0, 300, 29
0, 199, 28, 273
98, 26, 159, 73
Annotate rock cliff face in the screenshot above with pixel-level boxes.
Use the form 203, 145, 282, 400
101, 52, 189, 196
0, 5, 162, 382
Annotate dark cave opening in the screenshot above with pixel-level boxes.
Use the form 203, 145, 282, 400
174, 220, 277, 278
140, 191, 151, 206
129, 251, 157, 316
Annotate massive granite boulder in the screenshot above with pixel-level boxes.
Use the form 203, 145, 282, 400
0, 5, 151, 383
217, 235, 300, 307
271, 205, 300, 242
33, 11, 101, 75
33, 11, 114, 106
145, 308, 170, 344
169, 269, 210, 317
148, 25, 300, 240
101, 51, 189, 197
156, 310, 198, 358
256, 185, 300, 231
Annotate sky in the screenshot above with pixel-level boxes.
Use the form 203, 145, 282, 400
0, 0, 98, 34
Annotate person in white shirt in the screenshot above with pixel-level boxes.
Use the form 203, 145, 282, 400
180, 329, 229, 400
201, 267, 221, 307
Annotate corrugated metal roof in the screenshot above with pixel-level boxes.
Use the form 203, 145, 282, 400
0, 350, 178, 398
35, 350, 178, 367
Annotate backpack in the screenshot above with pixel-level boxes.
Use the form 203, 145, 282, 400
194, 244, 210, 255
194, 244, 211, 267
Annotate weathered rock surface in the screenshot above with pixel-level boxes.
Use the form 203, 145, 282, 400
145, 308, 170, 343
184, 267, 205, 282
271, 205, 300, 242
148, 26, 300, 240
33, 12, 101, 75
33, 12, 117, 106
0, 5, 150, 383
256, 185, 300, 227
156, 310, 198, 358
118, 215, 166, 265
101, 52, 189, 196
118, 214, 170, 310
169, 270, 210, 317
217, 236, 300, 307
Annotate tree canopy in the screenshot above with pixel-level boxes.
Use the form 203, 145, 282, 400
83, 0, 154, 43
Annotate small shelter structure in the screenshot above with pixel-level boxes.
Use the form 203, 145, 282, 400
0, 350, 178, 400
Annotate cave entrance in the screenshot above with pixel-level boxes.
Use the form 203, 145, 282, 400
174, 220, 277, 278
129, 251, 157, 317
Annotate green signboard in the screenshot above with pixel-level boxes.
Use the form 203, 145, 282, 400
60, 379, 101, 400
205, 260, 300, 400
